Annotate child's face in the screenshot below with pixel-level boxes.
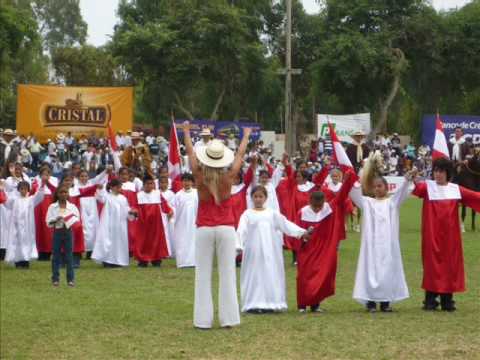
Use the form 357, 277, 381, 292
296, 172, 306, 185
259, 173, 269, 185
144, 180, 155, 193
58, 188, 69, 201
19, 186, 29, 197
119, 170, 129, 183
14, 165, 22, 177
79, 172, 89, 184
433, 169, 447, 185
310, 199, 324, 212
159, 178, 169, 191
182, 179, 193, 190
128, 172, 135, 181
373, 179, 388, 198
63, 177, 74, 188
252, 191, 266, 208
112, 185, 122, 194
72, 164, 81, 175
331, 171, 342, 185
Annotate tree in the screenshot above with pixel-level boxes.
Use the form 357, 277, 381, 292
0, 0, 48, 128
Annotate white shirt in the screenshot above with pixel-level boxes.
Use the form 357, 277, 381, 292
46, 201, 80, 229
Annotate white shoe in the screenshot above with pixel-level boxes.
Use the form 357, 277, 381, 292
461, 223, 466, 233
298, 308, 306, 313
312, 307, 325, 313
354, 225, 361, 233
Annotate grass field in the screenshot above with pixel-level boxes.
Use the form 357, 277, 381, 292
1, 198, 479, 360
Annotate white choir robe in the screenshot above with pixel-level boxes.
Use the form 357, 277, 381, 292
4, 187, 45, 264
160, 189, 175, 257
78, 183, 100, 252
172, 189, 198, 268
349, 179, 411, 304
237, 208, 307, 312
92, 191, 132, 266
246, 167, 283, 212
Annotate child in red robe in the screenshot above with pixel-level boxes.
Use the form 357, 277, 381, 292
412, 158, 480, 311
294, 170, 356, 312
134, 175, 173, 267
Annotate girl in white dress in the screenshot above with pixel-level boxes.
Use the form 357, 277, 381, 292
237, 185, 308, 313
92, 179, 137, 267
172, 173, 198, 268
349, 173, 414, 312
2, 178, 46, 267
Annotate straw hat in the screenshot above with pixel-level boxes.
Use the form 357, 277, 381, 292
57, 133, 65, 140
199, 128, 212, 137
131, 131, 142, 139
3, 129, 14, 136
352, 130, 366, 137
20, 148, 30, 156
195, 139, 234, 168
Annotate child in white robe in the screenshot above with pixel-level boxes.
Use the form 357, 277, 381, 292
1, 179, 46, 267
158, 175, 175, 257
92, 179, 137, 267
172, 173, 198, 268
237, 185, 308, 313
349, 174, 413, 312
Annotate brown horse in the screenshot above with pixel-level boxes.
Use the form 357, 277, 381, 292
455, 149, 480, 231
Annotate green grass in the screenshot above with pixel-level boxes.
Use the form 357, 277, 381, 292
1, 199, 479, 360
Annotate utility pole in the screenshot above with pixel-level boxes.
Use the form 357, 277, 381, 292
284, 0, 293, 155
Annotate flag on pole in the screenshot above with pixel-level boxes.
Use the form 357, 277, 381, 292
107, 120, 117, 151
327, 122, 353, 169
432, 113, 450, 160
168, 122, 181, 181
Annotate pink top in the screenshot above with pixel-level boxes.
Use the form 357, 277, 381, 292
196, 195, 235, 227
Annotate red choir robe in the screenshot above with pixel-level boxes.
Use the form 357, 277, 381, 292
120, 181, 138, 253
282, 166, 328, 249
293, 172, 356, 308
320, 181, 354, 241
134, 190, 172, 262
230, 167, 254, 229
412, 180, 480, 293
31, 177, 58, 253
0, 190, 6, 204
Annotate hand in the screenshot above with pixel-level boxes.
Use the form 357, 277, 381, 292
243, 127, 252, 138
167, 211, 173, 220
282, 153, 289, 166
301, 233, 311, 243
183, 121, 191, 134
96, 184, 104, 190
40, 173, 49, 185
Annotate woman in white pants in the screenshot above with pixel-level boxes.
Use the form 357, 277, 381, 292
183, 122, 252, 329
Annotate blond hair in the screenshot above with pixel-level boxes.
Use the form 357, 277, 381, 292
201, 165, 223, 204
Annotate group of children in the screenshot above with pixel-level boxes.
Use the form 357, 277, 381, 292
1, 152, 479, 314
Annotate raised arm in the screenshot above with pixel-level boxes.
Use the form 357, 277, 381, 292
228, 128, 252, 178
392, 171, 416, 208
333, 169, 357, 205
182, 122, 200, 176
460, 186, 480, 212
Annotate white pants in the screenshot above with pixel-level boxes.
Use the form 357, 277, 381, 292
194, 226, 240, 328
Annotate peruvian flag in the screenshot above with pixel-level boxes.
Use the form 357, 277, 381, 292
327, 122, 353, 170
107, 120, 118, 151
168, 122, 181, 181
432, 113, 450, 160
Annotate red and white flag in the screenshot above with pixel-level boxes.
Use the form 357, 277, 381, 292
327, 122, 353, 170
168, 122, 181, 181
107, 120, 118, 152
432, 113, 450, 160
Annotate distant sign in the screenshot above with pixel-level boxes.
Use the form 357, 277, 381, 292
174, 119, 262, 141
422, 114, 480, 146
317, 113, 371, 143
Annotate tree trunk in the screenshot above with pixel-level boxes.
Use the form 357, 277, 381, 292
371, 48, 406, 138
174, 92, 194, 120
210, 85, 226, 121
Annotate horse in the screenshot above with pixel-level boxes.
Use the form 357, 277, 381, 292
455, 149, 480, 231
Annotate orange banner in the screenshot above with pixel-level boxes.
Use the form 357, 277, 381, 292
16, 85, 133, 142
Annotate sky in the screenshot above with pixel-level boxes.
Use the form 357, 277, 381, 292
80, 0, 472, 47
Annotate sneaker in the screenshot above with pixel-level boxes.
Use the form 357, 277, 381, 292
298, 308, 307, 313
67, 281, 75, 287
380, 306, 393, 313
461, 223, 465, 233
354, 224, 361, 233
52, 281, 59, 287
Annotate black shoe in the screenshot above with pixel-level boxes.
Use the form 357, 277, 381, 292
38, 252, 51, 261
423, 291, 440, 311
0, 249, 5, 261
366, 301, 377, 313
440, 294, 456, 312
151, 260, 162, 267
246, 309, 263, 314
137, 262, 148, 268
86, 251, 92, 260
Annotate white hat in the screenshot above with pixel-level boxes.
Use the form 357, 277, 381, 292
199, 128, 212, 137
156, 136, 166, 143
57, 133, 65, 140
3, 129, 14, 136
352, 130, 366, 136
195, 139, 234, 168
131, 131, 141, 139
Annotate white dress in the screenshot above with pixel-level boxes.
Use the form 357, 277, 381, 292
349, 179, 411, 304
92, 191, 132, 266
246, 167, 283, 212
4, 187, 45, 264
172, 189, 198, 268
237, 208, 306, 312
160, 189, 175, 257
